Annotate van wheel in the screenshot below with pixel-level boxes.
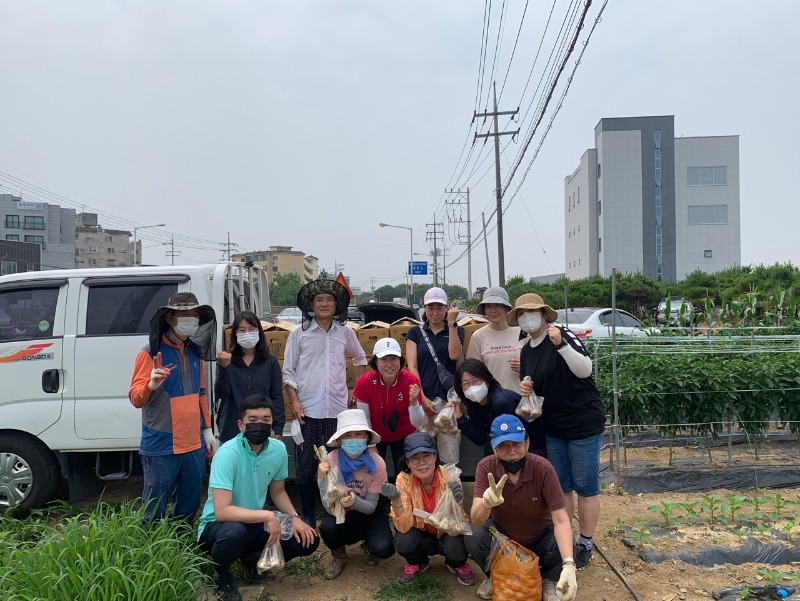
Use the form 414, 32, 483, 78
0, 434, 61, 511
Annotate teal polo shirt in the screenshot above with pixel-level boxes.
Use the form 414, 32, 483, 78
197, 433, 288, 539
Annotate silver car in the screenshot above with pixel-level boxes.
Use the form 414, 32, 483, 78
556, 308, 656, 338
273, 307, 303, 325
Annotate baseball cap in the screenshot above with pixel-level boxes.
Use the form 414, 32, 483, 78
374, 337, 402, 358
403, 432, 437, 458
490, 414, 527, 446
423, 287, 448, 306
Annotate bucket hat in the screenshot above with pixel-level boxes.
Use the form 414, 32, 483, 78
296, 279, 350, 323
327, 409, 381, 447
476, 286, 513, 315
505, 293, 557, 326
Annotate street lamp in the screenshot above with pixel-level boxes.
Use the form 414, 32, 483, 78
132, 224, 166, 266
378, 222, 413, 306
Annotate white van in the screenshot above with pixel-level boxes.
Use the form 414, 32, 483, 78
0, 263, 270, 511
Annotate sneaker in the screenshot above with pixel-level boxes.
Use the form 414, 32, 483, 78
212, 574, 242, 601
476, 577, 493, 599
543, 579, 562, 601
447, 563, 476, 586
398, 563, 429, 583
574, 543, 593, 569
324, 547, 348, 580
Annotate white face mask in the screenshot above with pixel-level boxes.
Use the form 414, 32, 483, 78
518, 311, 543, 334
464, 383, 488, 403
172, 316, 199, 339
237, 331, 260, 349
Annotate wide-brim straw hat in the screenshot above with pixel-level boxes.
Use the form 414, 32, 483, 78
327, 409, 381, 447
297, 279, 350, 322
476, 286, 513, 315
506, 293, 558, 326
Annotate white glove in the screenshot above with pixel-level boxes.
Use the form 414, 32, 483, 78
557, 564, 577, 601
481, 473, 508, 508
203, 429, 219, 454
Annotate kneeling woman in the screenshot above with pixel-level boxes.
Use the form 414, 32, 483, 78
318, 409, 395, 580
383, 432, 476, 586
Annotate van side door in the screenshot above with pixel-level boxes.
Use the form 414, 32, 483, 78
72, 276, 181, 443
0, 280, 66, 435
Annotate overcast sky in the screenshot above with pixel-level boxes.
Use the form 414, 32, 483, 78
1, 1, 797, 294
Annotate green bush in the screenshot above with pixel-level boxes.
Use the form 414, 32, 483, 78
0, 502, 212, 601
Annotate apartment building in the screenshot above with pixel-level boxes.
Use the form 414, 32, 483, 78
75, 212, 133, 268
233, 245, 320, 284
1, 194, 76, 270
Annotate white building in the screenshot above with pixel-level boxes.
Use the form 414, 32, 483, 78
1, 194, 76, 270
565, 116, 740, 282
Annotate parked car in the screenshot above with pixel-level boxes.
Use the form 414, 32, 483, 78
555, 307, 657, 338
273, 307, 303, 325
347, 306, 365, 323
358, 301, 420, 324
656, 298, 694, 324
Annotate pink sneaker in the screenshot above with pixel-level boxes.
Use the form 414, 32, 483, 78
447, 563, 476, 586
399, 563, 429, 583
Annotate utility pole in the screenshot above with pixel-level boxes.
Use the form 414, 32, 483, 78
482, 212, 492, 287
164, 236, 180, 266
445, 188, 471, 296
426, 221, 443, 287
220, 232, 239, 262
474, 82, 519, 287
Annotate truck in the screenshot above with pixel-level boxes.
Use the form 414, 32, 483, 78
0, 263, 270, 511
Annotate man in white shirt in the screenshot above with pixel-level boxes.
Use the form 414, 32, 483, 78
283, 279, 368, 526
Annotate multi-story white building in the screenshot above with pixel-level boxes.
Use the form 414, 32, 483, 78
1, 194, 76, 270
75, 213, 133, 268
565, 116, 740, 282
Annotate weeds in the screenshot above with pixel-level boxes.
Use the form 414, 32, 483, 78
374, 575, 451, 601
281, 553, 324, 582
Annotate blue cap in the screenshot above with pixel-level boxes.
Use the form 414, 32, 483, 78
404, 432, 437, 458
490, 414, 527, 446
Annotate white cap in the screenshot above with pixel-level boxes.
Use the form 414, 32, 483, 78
373, 337, 402, 358
423, 287, 448, 306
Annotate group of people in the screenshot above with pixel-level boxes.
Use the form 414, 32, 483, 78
128, 279, 606, 601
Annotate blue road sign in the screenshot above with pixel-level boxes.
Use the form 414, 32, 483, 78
408, 261, 428, 275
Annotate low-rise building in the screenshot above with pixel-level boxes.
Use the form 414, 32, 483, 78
1, 194, 76, 270
233, 245, 320, 284
75, 213, 133, 268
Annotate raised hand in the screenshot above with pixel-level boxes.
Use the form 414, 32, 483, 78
148, 352, 172, 390
216, 350, 232, 368
409, 384, 420, 404
380, 482, 401, 501
547, 325, 563, 346
481, 473, 508, 508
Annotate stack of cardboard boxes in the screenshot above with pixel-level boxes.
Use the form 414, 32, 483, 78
222, 315, 489, 423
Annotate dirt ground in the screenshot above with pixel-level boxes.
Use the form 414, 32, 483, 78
78, 443, 800, 601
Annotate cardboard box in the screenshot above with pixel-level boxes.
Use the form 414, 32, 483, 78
389, 317, 423, 356
458, 315, 489, 357
346, 357, 356, 389
357, 321, 390, 358
263, 321, 294, 360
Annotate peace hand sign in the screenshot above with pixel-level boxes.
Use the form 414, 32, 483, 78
148, 352, 173, 391
481, 473, 508, 508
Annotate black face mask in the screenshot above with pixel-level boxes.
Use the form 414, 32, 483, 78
498, 456, 526, 475
243, 422, 272, 446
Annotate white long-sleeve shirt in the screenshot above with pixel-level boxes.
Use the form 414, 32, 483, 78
283, 319, 368, 419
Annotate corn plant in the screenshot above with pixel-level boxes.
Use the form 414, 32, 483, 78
0, 502, 212, 600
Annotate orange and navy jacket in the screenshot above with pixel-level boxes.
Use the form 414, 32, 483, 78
129, 336, 211, 456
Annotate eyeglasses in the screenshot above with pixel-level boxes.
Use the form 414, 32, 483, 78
460, 377, 484, 389
408, 452, 435, 464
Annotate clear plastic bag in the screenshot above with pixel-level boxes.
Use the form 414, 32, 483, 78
267, 511, 294, 540
257, 540, 285, 574
315, 445, 348, 524
433, 405, 458, 435
515, 376, 543, 421
425, 464, 471, 536
436, 431, 461, 465
417, 396, 444, 437
291, 420, 304, 445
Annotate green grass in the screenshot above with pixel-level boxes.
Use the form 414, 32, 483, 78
0, 501, 212, 601
373, 575, 451, 601
280, 552, 324, 581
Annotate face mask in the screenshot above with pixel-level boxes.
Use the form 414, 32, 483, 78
498, 456, 527, 475
237, 331, 260, 349
341, 438, 368, 458
243, 422, 272, 446
172, 316, 199, 339
464, 383, 488, 403
518, 311, 542, 334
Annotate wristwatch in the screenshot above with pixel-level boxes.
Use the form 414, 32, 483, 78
290, 511, 300, 518
556, 339, 568, 349
562, 556, 575, 566
449, 322, 458, 328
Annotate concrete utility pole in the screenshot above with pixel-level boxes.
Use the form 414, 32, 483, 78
426, 221, 443, 287
445, 188, 471, 296
474, 82, 519, 287
220, 232, 238, 262
164, 236, 180, 266
482, 212, 492, 287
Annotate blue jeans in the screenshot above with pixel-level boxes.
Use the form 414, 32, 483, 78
141, 448, 206, 521
545, 433, 602, 497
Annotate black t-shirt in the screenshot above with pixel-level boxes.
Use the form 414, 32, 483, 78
519, 326, 605, 440
407, 323, 465, 401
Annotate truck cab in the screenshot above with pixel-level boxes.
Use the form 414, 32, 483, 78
0, 263, 270, 510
